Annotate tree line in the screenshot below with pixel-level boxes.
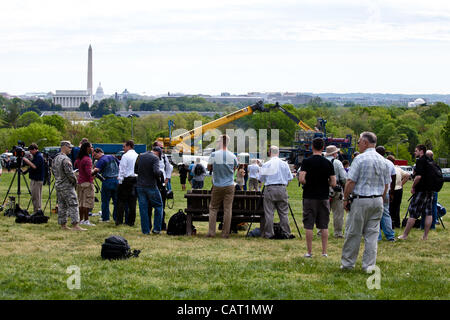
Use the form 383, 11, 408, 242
0, 95, 448, 164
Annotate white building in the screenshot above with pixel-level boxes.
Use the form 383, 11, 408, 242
52, 90, 91, 108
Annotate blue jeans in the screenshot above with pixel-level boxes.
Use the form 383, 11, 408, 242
101, 178, 118, 221
136, 187, 163, 234
379, 195, 395, 241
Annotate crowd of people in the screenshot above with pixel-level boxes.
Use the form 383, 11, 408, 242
4, 130, 444, 271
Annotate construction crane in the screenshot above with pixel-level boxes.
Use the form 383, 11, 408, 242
157, 101, 267, 154
268, 102, 316, 131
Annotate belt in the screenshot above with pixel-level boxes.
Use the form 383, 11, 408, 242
266, 184, 286, 186
353, 194, 382, 199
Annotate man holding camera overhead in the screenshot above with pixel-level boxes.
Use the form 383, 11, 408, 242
92, 148, 120, 223
22, 143, 45, 213
325, 145, 347, 238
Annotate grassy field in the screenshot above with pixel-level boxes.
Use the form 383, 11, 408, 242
0, 169, 449, 300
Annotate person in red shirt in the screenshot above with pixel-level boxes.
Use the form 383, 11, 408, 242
74, 142, 95, 226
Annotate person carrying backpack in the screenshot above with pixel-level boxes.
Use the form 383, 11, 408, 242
192, 158, 206, 189
398, 145, 443, 241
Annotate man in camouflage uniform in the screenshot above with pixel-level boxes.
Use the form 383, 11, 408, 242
53, 141, 86, 231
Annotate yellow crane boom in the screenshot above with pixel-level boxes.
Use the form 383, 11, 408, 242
157, 101, 265, 153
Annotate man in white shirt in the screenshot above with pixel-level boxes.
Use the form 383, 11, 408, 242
116, 140, 139, 226
248, 159, 261, 191
260, 145, 294, 239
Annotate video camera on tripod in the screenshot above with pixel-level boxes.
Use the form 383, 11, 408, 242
10, 140, 32, 169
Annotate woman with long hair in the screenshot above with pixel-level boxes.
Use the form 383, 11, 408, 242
74, 142, 95, 226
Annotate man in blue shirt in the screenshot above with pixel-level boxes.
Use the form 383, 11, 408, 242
206, 134, 238, 238
92, 148, 119, 222
23, 143, 45, 213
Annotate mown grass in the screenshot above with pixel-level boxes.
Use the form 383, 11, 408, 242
0, 170, 449, 300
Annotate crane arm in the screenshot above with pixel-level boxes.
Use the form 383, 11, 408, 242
271, 102, 315, 131
168, 100, 266, 147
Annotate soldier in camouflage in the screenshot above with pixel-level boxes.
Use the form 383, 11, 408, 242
52, 141, 86, 231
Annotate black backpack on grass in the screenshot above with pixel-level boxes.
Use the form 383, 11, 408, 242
167, 209, 196, 235
101, 235, 141, 260
167, 209, 187, 235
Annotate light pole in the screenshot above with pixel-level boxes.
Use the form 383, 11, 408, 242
396, 139, 408, 158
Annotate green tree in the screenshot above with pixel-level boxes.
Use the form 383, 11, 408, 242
42, 114, 67, 133
7, 123, 62, 148
16, 111, 42, 127
79, 102, 89, 111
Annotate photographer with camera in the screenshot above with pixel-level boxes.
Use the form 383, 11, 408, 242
53, 141, 86, 231
92, 148, 119, 223
22, 143, 45, 213
325, 145, 347, 238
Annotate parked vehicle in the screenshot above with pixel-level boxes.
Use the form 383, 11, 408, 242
442, 168, 450, 182
399, 165, 414, 180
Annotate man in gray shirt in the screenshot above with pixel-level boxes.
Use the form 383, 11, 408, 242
134, 150, 164, 235
206, 134, 238, 238
325, 145, 347, 238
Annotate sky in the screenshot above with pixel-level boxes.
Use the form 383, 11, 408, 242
1, 0, 450, 96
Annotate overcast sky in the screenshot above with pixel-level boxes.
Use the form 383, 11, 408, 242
1, 0, 450, 95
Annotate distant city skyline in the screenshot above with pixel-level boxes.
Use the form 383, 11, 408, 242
1, 0, 450, 96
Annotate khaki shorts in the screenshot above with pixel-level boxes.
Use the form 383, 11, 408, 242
77, 182, 95, 209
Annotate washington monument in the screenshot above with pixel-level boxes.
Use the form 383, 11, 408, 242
87, 45, 93, 100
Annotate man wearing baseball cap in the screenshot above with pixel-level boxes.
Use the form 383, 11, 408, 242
52, 141, 86, 231
325, 145, 348, 238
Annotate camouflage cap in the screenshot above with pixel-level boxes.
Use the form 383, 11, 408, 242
60, 141, 74, 148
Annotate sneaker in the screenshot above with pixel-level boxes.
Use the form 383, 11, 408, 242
79, 220, 86, 225
322, 253, 328, 257
303, 253, 312, 258
388, 238, 396, 242
397, 235, 407, 240
84, 220, 96, 226
340, 265, 353, 270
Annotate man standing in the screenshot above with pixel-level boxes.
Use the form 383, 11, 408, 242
341, 132, 390, 271
206, 134, 238, 238
134, 148, 164, 235
260, 145, 295, 239
53, 141, 86, 231
23, 143, 45, 213
153, 141, 173, 230
92, 148, 120, 223
324, 145, 347, 238
398, 145, 435, 240
298, 138, 336, 257
247, 159, 261, 191
387, 155, 410, 228
421, 150, 438, 230
375, 146, 396, 242
116, 140, 138, 226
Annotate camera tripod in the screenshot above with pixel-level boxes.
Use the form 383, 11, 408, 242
246, 185, 302, 239
1, 163, 33, 212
